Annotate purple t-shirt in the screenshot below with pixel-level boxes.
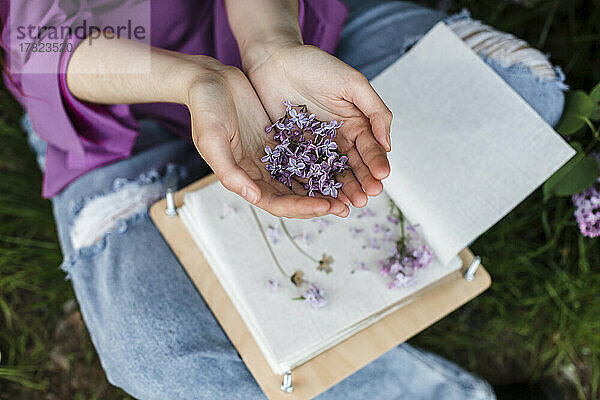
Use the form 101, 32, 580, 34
1, 0, 348, 197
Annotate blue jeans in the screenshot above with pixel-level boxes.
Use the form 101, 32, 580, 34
27, 2, 566, 399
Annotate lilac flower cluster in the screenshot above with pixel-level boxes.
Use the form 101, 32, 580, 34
262, 101, 349, 198
572, 154, 600, 238
379, 224, 434, 289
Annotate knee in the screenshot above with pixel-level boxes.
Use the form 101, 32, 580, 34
100, 348, 262, 400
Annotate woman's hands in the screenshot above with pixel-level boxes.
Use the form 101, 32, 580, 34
243, 44, 393, 209
223, 0, 392, 208
66, 36, 348, 218
185, 60, 349, 218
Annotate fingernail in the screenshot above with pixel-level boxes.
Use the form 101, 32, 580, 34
242, 186, 258, 204
386, 132, 391, 151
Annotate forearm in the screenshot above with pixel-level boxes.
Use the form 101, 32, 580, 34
223, 0, 302, 71
66, 36, 223, 106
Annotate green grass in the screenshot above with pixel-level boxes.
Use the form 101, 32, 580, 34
0, 87, 130, 398
411, 192, 600, 399
1, 1, 600, 399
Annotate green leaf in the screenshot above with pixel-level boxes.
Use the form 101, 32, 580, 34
555, 90, 595, 135
543, 143, 599, 199
590, 82, 600, 121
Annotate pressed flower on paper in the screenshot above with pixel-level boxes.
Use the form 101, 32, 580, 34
377, 202, 434, 289
293, 283, 327, 309
291, 270, 305, 287
317, 254, 334, 274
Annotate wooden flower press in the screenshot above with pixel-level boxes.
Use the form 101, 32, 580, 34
150, 174, 491, 400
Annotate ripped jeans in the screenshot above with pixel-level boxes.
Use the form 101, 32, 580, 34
25, 3, 566, 399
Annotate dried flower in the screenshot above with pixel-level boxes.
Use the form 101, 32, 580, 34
378, 210, 434, 289
386, 215, 399, 225
266, 225, 281, 244
293, 231, 311, 246
291, 270, 305, 286
262, 102, 349, 198
268, 279, 280, 293
387, 273, 417, 289
302, 283, 327, 309
317, 254, 334, 274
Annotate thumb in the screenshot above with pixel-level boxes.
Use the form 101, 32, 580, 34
195, 130, 261, 205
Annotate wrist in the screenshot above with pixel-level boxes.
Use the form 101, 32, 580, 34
166, 55, 229, 106
224, 0, 303, 73
239, 30, 303, 73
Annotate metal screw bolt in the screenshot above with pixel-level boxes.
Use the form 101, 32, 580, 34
281, 371, 293, 393
463, 256, 481, 282
165, 188, 177, 217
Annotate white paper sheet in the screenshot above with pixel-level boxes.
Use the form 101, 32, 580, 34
179, 184, 462, 375
371, 23, 575, 265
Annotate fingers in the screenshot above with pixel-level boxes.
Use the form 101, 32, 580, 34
356, 132, 390, 181
287, 179, 350, 218
342, 147, 383, 196
347, 72, 393, 152
196, 133, 263, 205
336, 190, 352, 207
345, 147, 383, 197
256, 181, 348, 219
337, 170, 368, 208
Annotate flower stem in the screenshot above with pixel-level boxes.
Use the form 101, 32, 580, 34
250, 206, 290, 279
279, 219, 320, 263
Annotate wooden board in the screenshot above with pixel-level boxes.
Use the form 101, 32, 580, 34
150, 174, 491, 400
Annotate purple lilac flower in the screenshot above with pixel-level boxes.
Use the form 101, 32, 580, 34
262, 102, 349, 198
287, 157, 306, 176
303, 283, 327, 309
572, 185, 600, 238
388, 273, 417, 289
261, 145, 281, 163
268, 279, 280, 293
572, 153, 600, 238
358, 208, 376, 218
378, 224, 433, 289
387, 215, 400, 225
266, 225, 281, 244
320, 179, 342, 198
294, 231, 311, 246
